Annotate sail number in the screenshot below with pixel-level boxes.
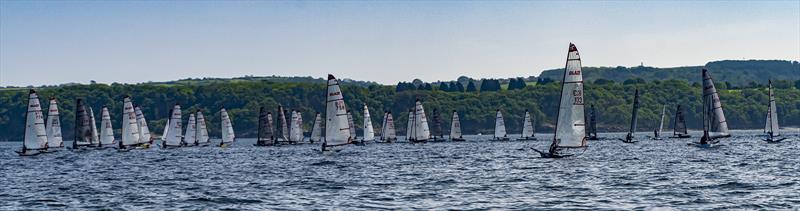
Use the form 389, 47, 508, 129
572, 90, 583, 105
335, 101, 345, 111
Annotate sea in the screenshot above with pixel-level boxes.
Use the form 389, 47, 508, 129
1, 130, 799, 210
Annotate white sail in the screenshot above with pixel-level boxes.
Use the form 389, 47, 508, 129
658, 105, 666, 135
45, 97, 64, 148
22, 90, 48, 150
220, 108, 235, 143
162, 117, 170, 142
196, 111, 210, 145
164, 105, 183, 147
310, 112, 322, 143
121, 96, 141, 146
363, 105, 375, 141
450, 111, 462, 138
765, 80, 780, 136
88, 106, 99, 145
184, 113, 197, 145
384, 112, 396, 140
292, 111, 304, 142
134, 106, 152, 145
522, 110, 534, 138
324, 74, 351, 147
494, 110, 507, 139
552, 43, 587, 148
701, 69, 730, 138
412, 100, 431, 141
278, 106, 289, 141
347, 110, 356, 139
99, 107, 115, 146
289, 110, 299, 142
406, 109, 413, 140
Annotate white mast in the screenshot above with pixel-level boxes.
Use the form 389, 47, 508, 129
363, 104, 375, 141
494, 109, 507, 139
135, 106, 152, 145
196, 111, 210, 145
164, 104, 183, 147
323, 74, 351, 148
121, 96, 141, 147
765, 80, 780, 136
702, 69, 730, 138
310, 112, 322, 143
413, 100, 431, 141
88, 106, 99, 146
45, 97, 64, 148
99, 107, 115, 147
551, 43, 587, 151
184, 113, 197, 146
220, 108, 235, 144
21, 90, 48, 152
450, 111, 462, 139
522, 110, 534, 138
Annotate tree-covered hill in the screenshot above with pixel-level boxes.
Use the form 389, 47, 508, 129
1, 77, 798, 141
539, 60, 800, 87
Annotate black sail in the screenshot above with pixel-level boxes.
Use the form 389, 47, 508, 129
73, 99, 93, 148
673, 105, 688, 136
257, 107, 273, 145
431, 109, 443, 139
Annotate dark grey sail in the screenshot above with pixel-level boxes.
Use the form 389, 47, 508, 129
73, 99, 93, 149
624, 89, 640, 142
255, 107, 274, 146
672, 105, 690, 138
587, 105, 598, 140
431, 109, 444, 140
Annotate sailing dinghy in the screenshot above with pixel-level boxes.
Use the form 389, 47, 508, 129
493, 109, 510, 141
72, 99, 94, 150
16, 90, 49, 156
518, 109, 537, 141
586, 105, 599, 140
763, 80, 785, 142
450, 110, 465, 141
184, 113, 197, 146
347, 110, 358, 144
45, 97, 65, 150
671, 105, 692, 138
118, 96, 141, 151
255, 107, 276, 146
702, 69, 731, 138
380, 111, 397, 142
532, 43, 588, 158
621, 89, 641, 143
195, 111, 211, 146
320, 74, 352, 153
219, 108, 235, 147
162, 105, 183, 149
289, 110, 302, 144
310, 112, 323, 144
98, 106, 116, 148
276, 105, 289, 144
406, 109, 414, 141
362, 105, 376, 143
693, 93, 719, 148
430, 109, 445, 141
650, 105, 666, 140
134, 106, 153, 148
409, 99, 431, 143
88, 107, 99, 147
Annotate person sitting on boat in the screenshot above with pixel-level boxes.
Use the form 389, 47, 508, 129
700, 133, 710, 145
625, 133, 633, 141
654, 129, 659, 138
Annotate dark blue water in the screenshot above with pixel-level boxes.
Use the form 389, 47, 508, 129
2, 130, 799, 209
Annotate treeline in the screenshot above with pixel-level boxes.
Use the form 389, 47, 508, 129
395, 77, 529, 92
1, 78, 798, 141
539, 60, 800, 87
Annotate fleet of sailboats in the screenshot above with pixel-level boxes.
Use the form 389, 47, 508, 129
15, 45, 791, 157
493, 109, 509, 141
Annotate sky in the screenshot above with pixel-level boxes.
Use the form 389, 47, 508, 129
1, 1, 798, 86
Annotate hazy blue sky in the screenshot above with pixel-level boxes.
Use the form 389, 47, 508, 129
1, 1, 798, 86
